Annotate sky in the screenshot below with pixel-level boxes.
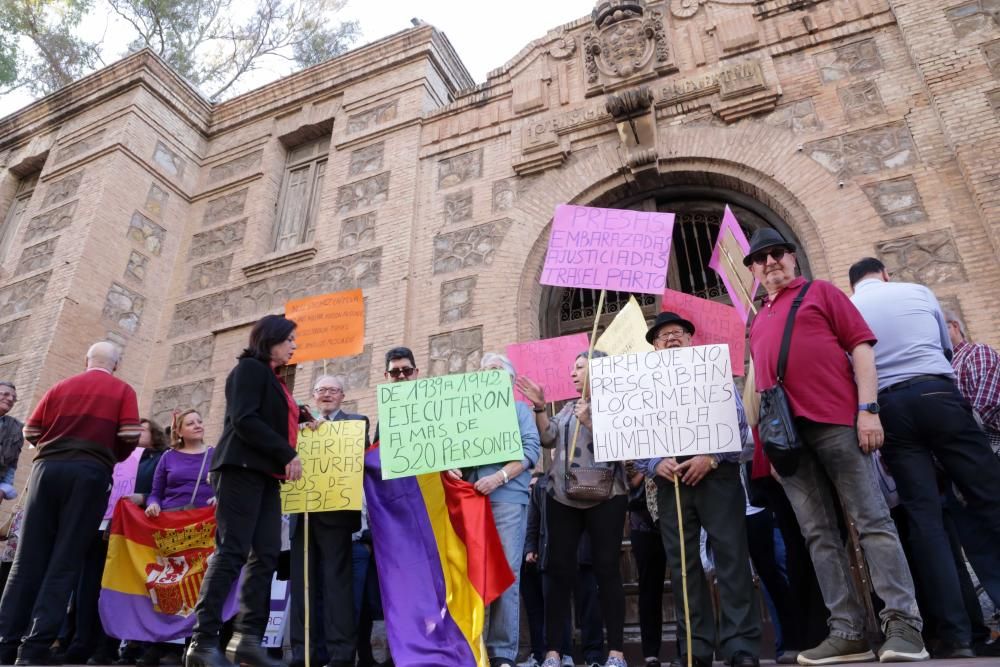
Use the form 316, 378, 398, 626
0, 0, 596, 118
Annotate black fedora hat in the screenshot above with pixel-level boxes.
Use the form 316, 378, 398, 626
742, 228, 796, 266
646, 311, 696, 344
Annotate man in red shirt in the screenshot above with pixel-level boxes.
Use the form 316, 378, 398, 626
744, 230, 926, 665
0, 341, 141, 666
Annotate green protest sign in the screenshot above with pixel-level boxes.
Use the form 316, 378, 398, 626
376, 369, 523, 479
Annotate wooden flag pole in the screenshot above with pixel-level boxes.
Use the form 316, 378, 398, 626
568, 289, 607, 453
719, 242, 758, 317
303, 513, 310, 667
719, 241, 762, 424
674, 476, 693, 667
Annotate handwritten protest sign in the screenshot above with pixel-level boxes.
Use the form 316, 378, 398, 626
281, 420, 365, 513
588, 345, 742, 462
660, 289, 746, 376
708, 206, 759, 323
506, 333, 589, 403
595, 295, 653, 356
285, 289, 364, 363
104, 446, 143, 520
377, 370, 523, 480
541, 205, 674, 294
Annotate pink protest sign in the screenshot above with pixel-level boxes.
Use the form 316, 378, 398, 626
661, 288, 747, 376
541, 205, 674, 295
104, 446, 143, 520
506, 333, 590, 403
708, 206, 760, 323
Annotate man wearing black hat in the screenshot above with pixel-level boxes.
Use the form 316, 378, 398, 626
641, 312, 760, 667
744, 229, 926, 665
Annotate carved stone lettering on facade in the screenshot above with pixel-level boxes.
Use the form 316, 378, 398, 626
339, 213, 376, 250
209, 150, 263, 184
440, 276, 477, 323
433, 219, 511, 275
765, 99, 822, 132
311, 344, 373, 390
202, 189, 248, 226
947, 1, 1000, 38
151, 379, 214, 426
984, 40, 1000, 77
816, 39, 883, 83
125, 250, 149, 283
41, 171, 83, 208
443, 189, 473, 224
862, 177, 928, 227
804, 122, 916, 179
0, 318, 28, 357
153, 141, 185, 178
876, 230, 965, 285
336, 173, 390, 215
15, 238, 58, 275
348, 143, 385, 176
102, 282, 145, 333
492, 179, 517, 212
437, 150, 483, 189
428, 327, 483, 377
838, 80, 885, 121
126, 211, 167, 256
23, 201, 76, 243
190, 220, 247, 259
165, 336, 216, 381
346, 100, 398, 134
169, 248, 382, 337
0, 272, 51, 319
187, 255, 233, 293
658, 60, 765, 104
144, 183, 170, 219
54, 129, 106, 164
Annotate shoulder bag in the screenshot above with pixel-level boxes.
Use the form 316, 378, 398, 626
562, 404, 614, 502
165, 449, 210, 512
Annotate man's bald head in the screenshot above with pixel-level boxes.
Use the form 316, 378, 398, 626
86, 341, 121, 372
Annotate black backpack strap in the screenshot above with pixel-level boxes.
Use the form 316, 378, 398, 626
776, 281, 813, 383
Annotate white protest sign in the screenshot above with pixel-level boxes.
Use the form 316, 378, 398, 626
589, 344, 742, 462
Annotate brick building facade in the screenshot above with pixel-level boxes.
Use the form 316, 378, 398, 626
1, 0, 999, 490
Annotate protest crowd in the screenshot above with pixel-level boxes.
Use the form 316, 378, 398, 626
0, 207, 999, 667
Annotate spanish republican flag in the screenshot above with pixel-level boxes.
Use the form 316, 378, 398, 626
364, 445, 515, 667
99, 501, 238, 642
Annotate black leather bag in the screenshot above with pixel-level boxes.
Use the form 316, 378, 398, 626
561, 407, 614, 502
758, 281, 812, 477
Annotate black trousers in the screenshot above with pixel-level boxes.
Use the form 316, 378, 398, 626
631, 528, 666, 659
192, 467, 281, 639
0, 460, 110, 659
64, 532, 113, 660
746, 509, 797, 654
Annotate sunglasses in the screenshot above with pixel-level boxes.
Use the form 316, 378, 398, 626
749, 247, 789, 266
386, 367, 416, 378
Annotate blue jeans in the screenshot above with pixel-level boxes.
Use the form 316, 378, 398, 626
486, 501, 526, 661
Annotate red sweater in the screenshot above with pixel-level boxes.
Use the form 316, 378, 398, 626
24, 368, 142, 469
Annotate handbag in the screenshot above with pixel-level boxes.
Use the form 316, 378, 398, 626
757, 281, 812, 477
562, 405, 614, 502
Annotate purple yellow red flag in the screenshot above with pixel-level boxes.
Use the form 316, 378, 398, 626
708, 206, 759, 323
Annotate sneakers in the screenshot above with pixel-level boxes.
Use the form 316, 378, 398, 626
797, 636, 875, 665
517, 658, 541, 667
877, 621, 929, 662
604, 658, 628, 667
540, 659, 561, 667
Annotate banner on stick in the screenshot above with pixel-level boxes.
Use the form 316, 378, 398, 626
506, 333, 589, 403
708, 207, 759, 323
660, 289, 746, 376
104, 447, 143, 520
285, 289, 364, 363
281, 420, 365, 513
595, 295, 653, 357
588, 345, 742, 462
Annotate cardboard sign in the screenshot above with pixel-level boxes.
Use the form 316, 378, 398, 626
588, 345, 742, 462
285, 289, 364, 363
595, 295, 654, 357
262, 575, 291, 648
281, 420, 365, 513
506, 332, 590, 403
660, 288, 746, 376
708, 207, 759, 323
377, 370, 523, 480
104, 446, 143, 520
541, 205, 675, 294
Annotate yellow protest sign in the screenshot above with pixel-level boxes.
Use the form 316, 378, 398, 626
595, 295, 653, 356
281, 420, 365, 513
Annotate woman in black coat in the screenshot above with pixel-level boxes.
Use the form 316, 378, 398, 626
186, 315, 305, 667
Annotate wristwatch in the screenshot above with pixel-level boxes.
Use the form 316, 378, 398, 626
858, 402, 880, 414
709, 455, 719, 470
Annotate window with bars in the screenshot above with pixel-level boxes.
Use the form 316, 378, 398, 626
0, 173, 38, 266
272, 136, 329, 252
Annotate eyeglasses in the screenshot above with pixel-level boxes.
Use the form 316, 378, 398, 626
656, 329, 689, 341
387, 367, 416, 378
314, 387, 343, 395
0, 391, 15, 401
749, 247, 790, 266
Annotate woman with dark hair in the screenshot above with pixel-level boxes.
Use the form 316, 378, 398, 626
128, 419, 170, 508
185, 315, 305, 667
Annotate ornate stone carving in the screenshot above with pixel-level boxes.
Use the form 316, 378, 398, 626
433, 219, 512, 275
583, 1, 672, 90
670, 0, 704, 19
310, 344, 373, 389
606, 86, 654, 120
348, 143, 385, 176
151, 379, 214, 426
549, 33, 577, 59
153, 141, 185, 178
437, 150, 483, 189
41, 171, 83, 208
15, 238, 58, 275
125, 250, 149, 283
144, 183, 170, 219
209, 150, 263, 184
165, 336, 215, 381
23, 201, 76, 243
876, 231, 965, 285
816, 39, 883, 84
346, 100, 399, 134
190, 219, 247, 259
492, 179, 517, 213
428, 327, 483, 377
804, 122, 916, 179
0, 272, 51, 318
862, 177, 928, 227
126, 211, 167, 256
202, 188, 248, 225
54, 129, 106, 164
765, 99, 822, 132
102, 283, 145, 333
443, 189, 473, 224
336, 173, 390, 215
947, 1, 1000, 38
440, 276, 477, 323
340, 213, 376, 250
169, 248, 382, 337
838, 80, 885, 121
984, 40, 1000, 77
187, 255, 233, 293
0, 318, 28, 357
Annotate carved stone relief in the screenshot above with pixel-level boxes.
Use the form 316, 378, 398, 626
340, 213, 376, 250
804, 122, 916, 179
23, 201, 76, 243
190, 220, 246, 259
947, 1, 1000, 38
54, 129, 106, 164
203, 189, 248, 226
433, 219, 512, 275
145, 183, 170, 219
428, 327, 483, 377
41, 171, 83, 208
310, 344, 372, 389
102, 283, 145, 333
670, 0, 705, 19
165, 336, 215, 381
153, 141, 185, 178
765, 99, 821, 132
336, 173, 390, 215
15, 238, 58, 275
984, 40, 1000, 77
437, 150, 483, 189
346, 100, 398, 134
816, 39, 883, 84
583, 1, 673, 90
0, 318, 28, 357
209, 150, 263, 184
348, 143, 385, 176
170, 248, 382, 337
126, 211, 167, 256
151, 379, 214, 426
838, 80, 885, 121
187, 255, 233, 293
862, 177, 928, 227
125, 250, 149, 283
492, 179, 517, 213
876, 230, 965, 285
443, 189, 473, 224
0, 272, 51, 318
440, 276, 477, 324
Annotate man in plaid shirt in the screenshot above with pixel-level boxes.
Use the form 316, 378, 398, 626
945, 309, 1000, 456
